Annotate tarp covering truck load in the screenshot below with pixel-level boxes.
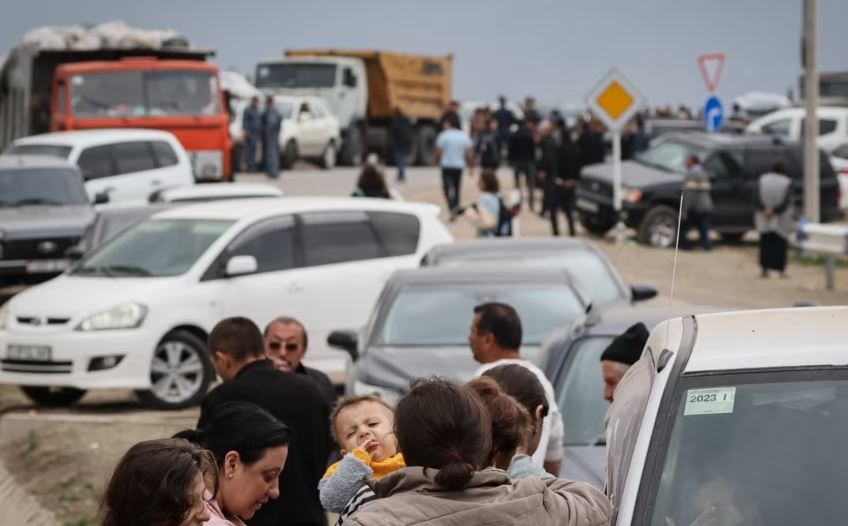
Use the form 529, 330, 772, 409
0, 22, 231, 180
255, 49, 453, 166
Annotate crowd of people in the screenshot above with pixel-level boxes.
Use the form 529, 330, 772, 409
96, 300, 664, 526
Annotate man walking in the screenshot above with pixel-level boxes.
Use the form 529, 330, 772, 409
468, 302, 564, 475
243, 96, 261, 172
200, 317, 330, 526
264, 316, 337, 407
508, 119, 538, 212
263, 96, 282, 179
435, 115, 473, 219
493, 96, 515, 157
389, 107, 414, 183
550, 120, 581, 236
681, 154, 714, 251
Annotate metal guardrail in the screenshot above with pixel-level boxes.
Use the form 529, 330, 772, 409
796, 220, 848, 290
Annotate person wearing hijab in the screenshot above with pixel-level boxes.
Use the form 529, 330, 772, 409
754, 161, 794, 278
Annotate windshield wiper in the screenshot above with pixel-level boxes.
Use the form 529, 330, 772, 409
73, 265, 151, 277
13, 198, 64, 206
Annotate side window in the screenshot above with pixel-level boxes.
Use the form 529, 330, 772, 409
744, 150, 785, 179
761, 119, 791, 137
300, 212, 382, 266
800, 118, 840, 137
112, 142, 157, 175
225, 216, 296, 275
703, 151, 742, 180
77, 145, 115, 180
150, 141, 179, 167
368, 211, 420, 256
299, 103, 313, 120
833, 143, 848, 160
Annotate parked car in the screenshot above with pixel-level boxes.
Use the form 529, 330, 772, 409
149, 182, 283, 203
7, 129, 196, 204
576, 132, 842, 247
421, 238, 657, 306
539, 302, 719, 488
0, 197, 452, 409
746, 106, 848, 153
608, 306, 848, 525
0, 155, 95, 286
328, 266, 590, 404
828, 144, 848, 210
644, 119, 744, 145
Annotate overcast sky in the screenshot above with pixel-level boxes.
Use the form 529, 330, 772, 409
3, 0, 848, 109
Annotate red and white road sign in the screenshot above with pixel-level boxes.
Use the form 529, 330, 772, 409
698, 53, 725, 92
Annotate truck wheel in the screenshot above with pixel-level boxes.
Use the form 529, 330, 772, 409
638, 205, 679, 248
415, 126, 438, 166
341, 127, 363, 166
136, 330, 214, 410
578, 213, 615, 236
20, 386, 86, 407
320, 141, 337, 170
282, 141, 298, 170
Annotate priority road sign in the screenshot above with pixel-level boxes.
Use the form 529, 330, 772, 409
585, 68, 644, 132
703, 95, 724, 132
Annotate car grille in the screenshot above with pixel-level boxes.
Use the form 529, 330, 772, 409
0, 237, 80, 260
578, 179, 613, 199
15, 316, 71, 327
0, 359, 73, 374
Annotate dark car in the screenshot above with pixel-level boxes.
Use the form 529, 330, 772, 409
421, 237, 657, 306
0, 155, 94, 285
576, 132, 842, 247
328, 266, 590, 403
644, 118, 745, 145
539, 301, 720, 488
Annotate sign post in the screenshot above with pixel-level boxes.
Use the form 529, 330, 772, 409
698, 53, 726, 133
586, 68, 644, 244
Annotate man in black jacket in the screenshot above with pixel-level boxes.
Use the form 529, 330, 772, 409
508, 119, 539, 212
389, 107, 414, 183
550, 121, 581, 236
200, 317, 330, 526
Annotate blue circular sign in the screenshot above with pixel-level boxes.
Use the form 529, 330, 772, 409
703, 95, 724, 133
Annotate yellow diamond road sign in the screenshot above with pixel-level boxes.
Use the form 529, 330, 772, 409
586, 69, 644, 131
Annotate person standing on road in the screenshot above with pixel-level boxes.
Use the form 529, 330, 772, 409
200, 317, 330, 526
468, 302, 564, 475
755, 161, 794, 278
577, 119, 606, 167
600, 323, 649, 403
550, 120, 581, 236
537, 121, 560, 219
351, 163, 392, 199
439, 100, 461, 130
389, 107, 414, 183
265, 316, 337, 407
243, 96, 261, 172
680, 154, 714, 251
475, 119, 501, 170
508, 119, 539, 212
523, 96, 542, 124
493, 96, 515, 157
435, 115, 474, 219
262, 97, 282, 179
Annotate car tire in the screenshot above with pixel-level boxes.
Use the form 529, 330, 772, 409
320, 141, 337, 170
341, 126, 363, 166
415, 125, 438, 166
637, 205, 679, 248
135, 330, 214, 410
20, 386, 86, 407
578, 213, 615, 236
282, 140, 298, 170
719, 232, 746, 244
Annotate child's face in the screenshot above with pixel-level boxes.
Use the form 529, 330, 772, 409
335, 401, 397, 461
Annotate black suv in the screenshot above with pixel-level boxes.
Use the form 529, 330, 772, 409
0, 155, 94, 285
575, 132, 841, 247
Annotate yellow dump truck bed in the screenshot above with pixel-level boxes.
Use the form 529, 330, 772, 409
285, 49, 452, 120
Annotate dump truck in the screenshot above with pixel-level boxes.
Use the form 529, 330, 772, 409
254, 49, 453, 166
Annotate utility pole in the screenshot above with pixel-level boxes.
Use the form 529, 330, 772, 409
803, 0, 820, 222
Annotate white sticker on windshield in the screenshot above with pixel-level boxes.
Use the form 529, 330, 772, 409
684, 387, 736, 416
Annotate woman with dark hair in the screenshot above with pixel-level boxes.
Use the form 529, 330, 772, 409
352, 162, 391, 199
175, 401, 292, 526
345, 378, 611, 526
100, 438, 216, 526
466, 376, 531, 470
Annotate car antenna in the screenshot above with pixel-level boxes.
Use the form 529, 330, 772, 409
657, 189, 686, 373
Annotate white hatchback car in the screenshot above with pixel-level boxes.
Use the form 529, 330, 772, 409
746, 106, 848, 153
606, 306, 848, 525
0, 197, 452, 409
8, 129, 195, 205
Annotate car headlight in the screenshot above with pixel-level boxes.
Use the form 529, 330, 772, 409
76, 303, 147, 331
624, 188, 643, 203
0, 302, 9, 330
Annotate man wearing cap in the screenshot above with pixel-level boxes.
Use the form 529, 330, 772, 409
600, 322, 650, 402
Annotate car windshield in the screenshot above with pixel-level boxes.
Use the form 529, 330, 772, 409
0, 167, 88, 206
433, 249, 625, 304
644, 371, 848, 526
6, 144, 73, 159
73, 219, 233, 277
555, 336, 614, 446
377, 283, 584, 346
255, 63, 337, 89
635, 138, 708, 174
70, 70, 221, 118
273, 101, 294, 119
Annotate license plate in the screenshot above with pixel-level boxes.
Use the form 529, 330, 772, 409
26, 259, 69, 273
6, 345, 52, 362
576, 198, 600, 213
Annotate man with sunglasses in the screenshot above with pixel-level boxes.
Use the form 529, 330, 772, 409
265, 316, 337, 406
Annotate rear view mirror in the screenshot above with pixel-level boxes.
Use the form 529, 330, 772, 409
225, 255, 258, 277
328, 330, 359, 361
631, 284, 658, 302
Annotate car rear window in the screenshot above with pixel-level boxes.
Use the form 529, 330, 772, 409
368, 212, 420, 257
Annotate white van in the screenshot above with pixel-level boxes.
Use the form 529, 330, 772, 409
8, 129, 195, 205
746, 106, 848, 153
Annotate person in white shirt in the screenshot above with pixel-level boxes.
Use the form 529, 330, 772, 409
468, 302, 564, 475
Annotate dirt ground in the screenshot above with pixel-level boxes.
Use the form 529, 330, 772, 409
0, 168, 846, 525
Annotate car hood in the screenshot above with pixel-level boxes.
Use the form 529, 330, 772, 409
0, 205, 94, 239
582, 160, 683, 187
8, 274, 176, 319
357, 345, 542, 392
560, 445, 606, 489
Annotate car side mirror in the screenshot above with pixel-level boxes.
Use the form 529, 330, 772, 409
327, 330, 359, 361
631, 284, 658, 302
65, 246, 85, 260
224, 255, 258, 277
93, 191, 110, 205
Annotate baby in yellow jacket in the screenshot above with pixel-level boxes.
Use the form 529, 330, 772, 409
319, 395, 405, 518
